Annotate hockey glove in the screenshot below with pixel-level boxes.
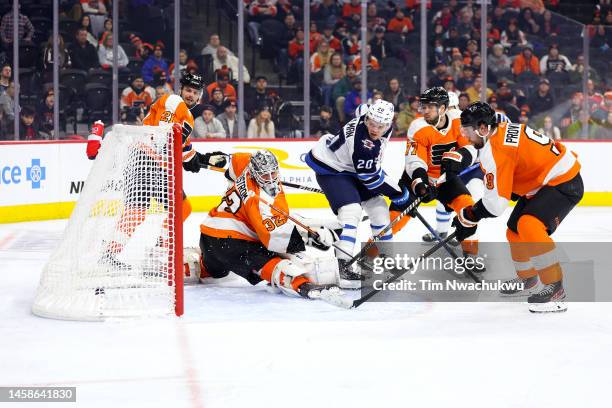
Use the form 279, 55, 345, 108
390, 186, 410, 206
86, 120, 105, 160
198, 151, 228, 169
307, 227, 339, 251
440, 146, 477, 176
410, 168, 437, 203
452, 206, 479, 242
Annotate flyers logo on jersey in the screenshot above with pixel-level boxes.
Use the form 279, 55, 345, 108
503, 123, 521, 147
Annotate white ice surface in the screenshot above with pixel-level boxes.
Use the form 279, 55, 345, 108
1, 207, 612, 408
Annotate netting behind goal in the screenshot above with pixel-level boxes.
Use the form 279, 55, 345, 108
32, 124, 183, 321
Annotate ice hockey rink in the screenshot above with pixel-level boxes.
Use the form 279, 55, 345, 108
1, 206, 612, 408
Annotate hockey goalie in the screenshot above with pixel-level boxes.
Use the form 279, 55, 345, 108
184, 150, 349, 303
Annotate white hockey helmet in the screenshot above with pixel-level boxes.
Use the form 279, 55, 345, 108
366, 100, 394, 125
448, 91, 459, 109
355, 103, 370, 118
249, 150, 281, 197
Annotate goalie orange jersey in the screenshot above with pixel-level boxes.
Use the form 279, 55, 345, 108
404, 109, 470, 180
143, 94, 196, 163
200, 153, 298, 253
479, 122, 581, 216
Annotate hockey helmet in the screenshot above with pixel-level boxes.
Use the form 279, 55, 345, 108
460, 102, 496, 129
447, 91, 459, 109
180, 71, 204, 90
419, 87, 449, 108
355, 103, 370, 118
249, 150, 280, 197
366, 100, 394, 125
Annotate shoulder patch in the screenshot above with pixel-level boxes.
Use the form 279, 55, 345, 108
503, 123, 521, 147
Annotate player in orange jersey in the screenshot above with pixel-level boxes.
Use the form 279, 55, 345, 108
194, 150, 349, 299
390, 87, 483, 270
453, 102, 583, 313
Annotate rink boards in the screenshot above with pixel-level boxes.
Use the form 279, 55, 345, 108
0, 138, 610, 223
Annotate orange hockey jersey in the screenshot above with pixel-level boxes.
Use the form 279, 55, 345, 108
479, 122, 581, 216
143, 94, 195, 163
404, 109, 473, 180
200, 153, 304, 254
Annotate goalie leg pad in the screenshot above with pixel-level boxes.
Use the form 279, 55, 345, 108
287, 253, 339, 286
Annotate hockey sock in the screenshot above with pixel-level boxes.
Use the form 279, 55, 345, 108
506, 227, 537, 279
336, 204, 362, 260
517, 215, 562, 285
435, 201, 452, 234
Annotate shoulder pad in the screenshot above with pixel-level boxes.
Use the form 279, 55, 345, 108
407, 118, 429, 141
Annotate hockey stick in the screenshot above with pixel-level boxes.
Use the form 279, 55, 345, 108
342, 196, 423, 271
413, 209, 482, 283
281, 181, 324, 194
351, 232, 458, 308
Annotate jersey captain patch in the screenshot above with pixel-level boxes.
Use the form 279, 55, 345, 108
503, 123, 521, 147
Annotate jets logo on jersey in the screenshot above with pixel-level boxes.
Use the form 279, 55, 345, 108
503, 123, 521, 147
362, 139, 375, 150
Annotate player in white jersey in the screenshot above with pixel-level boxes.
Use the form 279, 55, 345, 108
305, 100, 410, 286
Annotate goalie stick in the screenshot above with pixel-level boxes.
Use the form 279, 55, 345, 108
351, 232, 459, 309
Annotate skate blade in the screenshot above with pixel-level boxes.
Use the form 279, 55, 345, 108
528, 301, 568, 313
499, 286, 541, 298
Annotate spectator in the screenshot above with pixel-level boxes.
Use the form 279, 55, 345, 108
37, 88, 54, 138
444, 27, 463, 52
70, 28, 99, 71
396, 95, 420, 135
353, 45, 380, 74
569, 54, 600, 84
448, 57, 464, 82
560, 92, 584, 128
512, 46, 540, 76
465, 75, 493, 102
309, 22, 323, 49
247, 105, 275, 138
153, 70, 173, 96
342, 0, 361, 19
0, 5, 34, 48
19, 106, 41, 141
540, 45, 572, 76
593, 111, 612, 139
142, 44, 169, 84
247, 0, 278, 46
322, 52, 346, 106
169, 49, 199, 82
454, 9, 474, 39
0, 80, 14, 123
458, 92, 470, 110
245, 75, 275, 117
456, 65, 475, 91
213, 46, 251, 83
500, 19, 527, 51
276, 0, 302, 21
98, 18, 112, 43
366, 3, 386, 31
0, 64, 11, 95
590, 25, 609, 51
98, 33, 129, 69
487, 43, 512, 82
586, 79, 604, 111
207, 69, 237, 100
194, 104, 226, 138
209, 87, 227, 116
387, 8, 414, 34
470, 53, 483, 75
518, 7, 541, 36
120, 75, 155, 109
486, 17, 501, 48
42, 34, 72, 80
313, 105, 340, 137
78, 15, 98, 47
443, 76, 457, 94
369, 26, 391, 61
310, 40, 333, 73
542, 10, 559, 37
333, 63, 358, 123
343, 77, 372, 121
80, 0, 108, 38
538, 115, 561, 140
201, 34, 233, 56
154, 84, 168, 100
518, 109, 530, 125
217, 99, 243, 139
593, 91, 612, 123
320, 23, 341, 52
313, 0, 341, 29
565, 110, 598, 139
120, 106, 144, 125
128, 34, 153, 60
384, 78, 408, 109
340, 29, 360, 62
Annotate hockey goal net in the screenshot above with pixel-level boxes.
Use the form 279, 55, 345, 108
32, 124, 183, 320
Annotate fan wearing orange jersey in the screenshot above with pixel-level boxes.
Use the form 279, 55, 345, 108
454, 102, 583, 313
198, 150, 343, 299
391, 87, 482, 267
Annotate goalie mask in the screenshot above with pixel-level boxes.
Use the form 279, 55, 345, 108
249, 150, 281, 197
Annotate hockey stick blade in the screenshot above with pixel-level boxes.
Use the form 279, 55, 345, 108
351, 232, 458, 309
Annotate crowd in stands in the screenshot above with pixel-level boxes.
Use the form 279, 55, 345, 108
0, 0, 612, 140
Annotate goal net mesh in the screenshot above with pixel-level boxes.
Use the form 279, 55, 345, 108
32, 124, 182, 321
